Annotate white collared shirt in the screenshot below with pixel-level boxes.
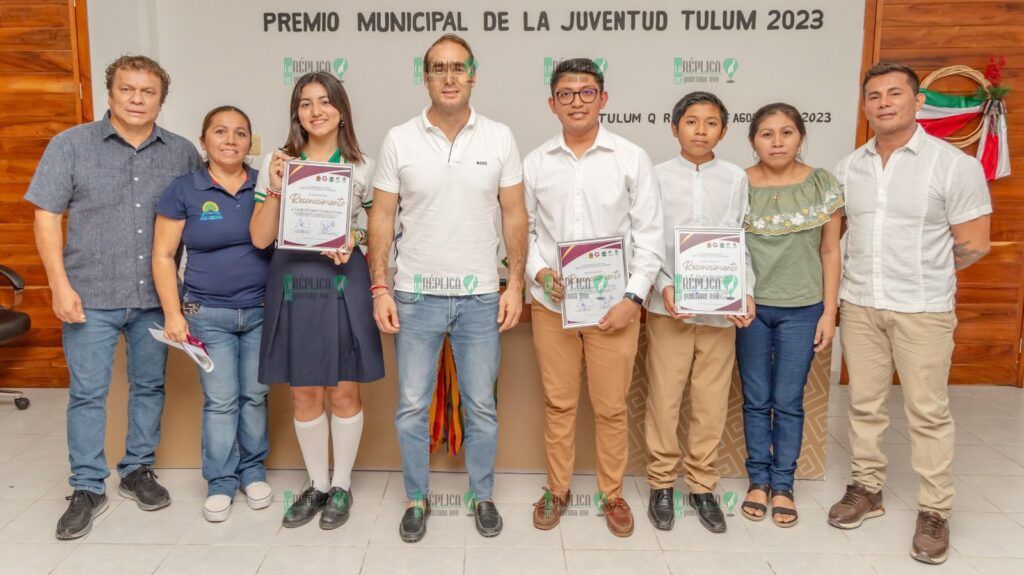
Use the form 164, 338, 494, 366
835, 126, 992, 313
524, 126, 663, 313
646, 155, 755, 326
373, 106, 522, 296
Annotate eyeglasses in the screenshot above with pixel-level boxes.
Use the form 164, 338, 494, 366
554, 87, 601, 105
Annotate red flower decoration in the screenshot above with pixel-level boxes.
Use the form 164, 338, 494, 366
984, 55, 1007, 87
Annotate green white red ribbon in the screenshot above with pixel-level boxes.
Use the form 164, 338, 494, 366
917, 88, 1010, 180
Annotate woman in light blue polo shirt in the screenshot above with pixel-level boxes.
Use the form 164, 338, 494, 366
152, 106, 273, 523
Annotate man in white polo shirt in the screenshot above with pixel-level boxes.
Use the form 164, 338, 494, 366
828, 62, 991, 565
524, 58, 662, 538
367, 33, 526, 543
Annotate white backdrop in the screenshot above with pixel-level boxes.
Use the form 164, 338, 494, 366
88, 0, 866, 173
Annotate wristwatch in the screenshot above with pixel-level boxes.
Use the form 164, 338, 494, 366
623, 292, 644, 306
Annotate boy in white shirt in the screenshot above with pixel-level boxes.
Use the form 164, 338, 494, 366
644, 92, 755, 534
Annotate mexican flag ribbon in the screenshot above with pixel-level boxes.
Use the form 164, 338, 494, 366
976, 100, 1011, 181
917, 88, 1010, 180
429, 336, 464, 456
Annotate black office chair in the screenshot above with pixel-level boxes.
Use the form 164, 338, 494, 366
0, 264, 31, 410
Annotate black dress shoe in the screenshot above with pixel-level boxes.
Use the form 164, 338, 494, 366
399, 501, 430, 543
647, 487, 675, 530
319, 487, 353, 530
690, 492, 727, 533
474, 500, 503, 537
118, 465, 170, 511
283, 486, 329, 528
56, 490, 109, 540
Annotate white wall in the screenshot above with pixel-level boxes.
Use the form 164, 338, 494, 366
88, 0, 865, 171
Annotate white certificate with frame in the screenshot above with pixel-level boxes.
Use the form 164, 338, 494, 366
555, 236, 628, 329
673, 227, 747, 315
277, 159, 353, 252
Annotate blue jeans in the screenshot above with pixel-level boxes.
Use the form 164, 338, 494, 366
63, 308, 168, 494
185, 305, 269, 497
735, 302, 823, 491
393, 291, 501, 501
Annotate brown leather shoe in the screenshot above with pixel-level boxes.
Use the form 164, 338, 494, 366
911, 511, 950, 565
532, 488, 570, 530
827, 483, 885, 529
603, 497, 634, 537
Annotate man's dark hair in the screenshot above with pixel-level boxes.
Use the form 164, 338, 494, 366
862, 61, 920, 95
671, 91, 729, 128
549, 58, 604, 95
105, 54, 171, 104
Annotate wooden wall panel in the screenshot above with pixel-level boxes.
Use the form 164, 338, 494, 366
0, 28, 70, 51
852, 0, 1024, 385
0, 0, 89, 388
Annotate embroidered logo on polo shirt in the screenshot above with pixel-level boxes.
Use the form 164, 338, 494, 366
200, 201, 223, 221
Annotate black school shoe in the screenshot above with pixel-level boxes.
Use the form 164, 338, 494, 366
399, 501, 431, 543
647, 487, 675, 530
118, 465, 170, 511
283, 486, 329, 528
55, 490, 109, 540
474, 500, 503, 537
319, 487, 353, 530
690, 492, 727, 533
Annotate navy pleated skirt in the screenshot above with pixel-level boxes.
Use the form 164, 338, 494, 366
259, 248, 384, 386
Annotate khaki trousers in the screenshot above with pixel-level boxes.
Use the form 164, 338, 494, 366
840, 301, 957, 518
531, 302, 640, 499
644, 314, 735, 493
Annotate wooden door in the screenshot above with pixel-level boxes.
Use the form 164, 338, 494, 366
0, 0, 92, 387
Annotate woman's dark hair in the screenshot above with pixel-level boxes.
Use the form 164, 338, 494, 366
283, 72, 364, 164
748, 102, 806, 141
199, 105, 252, 167
200, 105, 252, 140
671, 91, 728, 128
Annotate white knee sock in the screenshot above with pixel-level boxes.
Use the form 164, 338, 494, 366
294, 412, 330, 493
331, 410, 364, 490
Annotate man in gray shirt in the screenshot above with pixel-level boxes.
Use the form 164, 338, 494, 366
25, 55, 201, 540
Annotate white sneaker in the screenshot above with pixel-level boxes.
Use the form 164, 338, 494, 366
203, 494, 232, 522
244, 481, 273, 510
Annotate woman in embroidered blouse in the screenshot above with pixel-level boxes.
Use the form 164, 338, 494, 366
736, 103, 843, 528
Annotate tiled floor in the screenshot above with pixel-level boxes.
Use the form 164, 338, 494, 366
1, 382, 1023, 574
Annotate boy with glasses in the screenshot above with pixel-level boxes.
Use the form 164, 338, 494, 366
525, 58, 662, 537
